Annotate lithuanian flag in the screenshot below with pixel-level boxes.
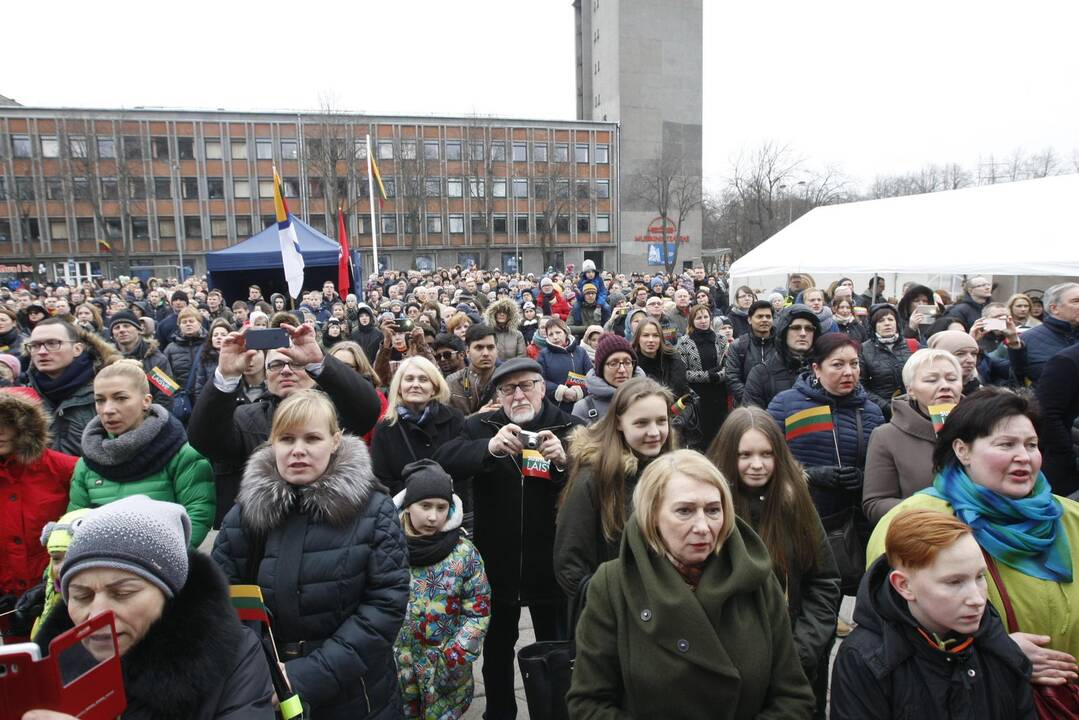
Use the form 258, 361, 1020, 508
522, 448, 551, 480
671, 394, 691, 416
147, 366, 179, 397
785, 405, 834, 441
230, 584, 270, 624
368, 153, 388, 209
929, 403, 956, 433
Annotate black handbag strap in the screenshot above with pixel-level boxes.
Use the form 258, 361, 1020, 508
855, 408, 866, 467
396, 421, 419, 463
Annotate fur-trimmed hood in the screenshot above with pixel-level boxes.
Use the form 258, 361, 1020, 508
76, 325, 121, 371
484, 298, 522, 329
0, 389, 50, 462
237, 434, 383, 532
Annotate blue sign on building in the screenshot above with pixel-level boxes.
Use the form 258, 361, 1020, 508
647, 243, 677, 266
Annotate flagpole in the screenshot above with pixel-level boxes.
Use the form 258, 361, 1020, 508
366, 133, 380, 276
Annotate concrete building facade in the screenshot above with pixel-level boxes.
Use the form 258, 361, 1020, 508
575, 0, 703, 274
0, 106, 617, 283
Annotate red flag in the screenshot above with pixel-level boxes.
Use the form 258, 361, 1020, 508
337, 208, 351, 297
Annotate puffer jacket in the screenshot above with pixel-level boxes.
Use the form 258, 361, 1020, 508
569, 300, 611, 337
483, 299, 526, 359
0, 391, 77, 596
1022, 312, 1079, 384
213, 436, 410, 720
67, 406, 216, 547
370, 401, 465, 496
860, 336, 915, 419
768, 373, 884, 518
35, 552, 275, 720
944, 292, 989, 330
831, 556, 1034, 720
576, 267, 608, 306
742, 305, 819, 409
351, 305, 384, 365
538, 339, 593, 412
162, 329, 205, 388
724, 330, 777, 404
1035, 343, 1079, 495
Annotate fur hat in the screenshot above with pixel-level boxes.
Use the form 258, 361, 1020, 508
594, 332, 636, 371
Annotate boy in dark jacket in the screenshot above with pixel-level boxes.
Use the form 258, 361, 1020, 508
831, 508, 1034, 720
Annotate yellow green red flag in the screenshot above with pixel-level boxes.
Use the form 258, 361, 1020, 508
784, 405, 834, 441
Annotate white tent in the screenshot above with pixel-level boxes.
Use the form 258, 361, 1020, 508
728, 174, 1079, 284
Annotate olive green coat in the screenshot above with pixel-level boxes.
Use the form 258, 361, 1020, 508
567, 515, 814, 719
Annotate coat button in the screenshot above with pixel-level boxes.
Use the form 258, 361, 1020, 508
967, 669, 976, 677
676, 639, 689, 653
640, 609, 652, 622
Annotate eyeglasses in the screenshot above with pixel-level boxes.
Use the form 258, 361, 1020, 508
789, 324, 816, 334
434, 351, 458, 361
266, 359, 307, 374
26, 339, 71, 353
496, 379, 540, 397
605, 359, 634, 369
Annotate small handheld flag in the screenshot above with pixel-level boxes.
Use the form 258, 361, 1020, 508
671, 394, 691, 416
147, 367, 179, 398
785, 405, 834, 441
230, 584, 270, 624
231, 585, 304, 719
929, 403, 956, 433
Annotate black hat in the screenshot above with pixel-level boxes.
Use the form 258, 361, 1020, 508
400, 459, 454, 508
108, 309, 141, 332
488, 358, 542, 389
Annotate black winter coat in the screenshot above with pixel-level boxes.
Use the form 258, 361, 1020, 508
188, 353, 381, 471
369, 401, 465, 496
213, 436, 410, 720
724, 331, 777, 404
434, 399, 583, 604
637, 351, 689, 398
945, 293, 988, 331
1035, 343, 1079, 495
35, 552, 274, 720
860, 337, 915, 419
831, 556, 1035, 720
742, 305, 819, 409
162, 330, 204, 388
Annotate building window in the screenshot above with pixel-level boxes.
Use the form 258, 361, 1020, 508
76, 218, 95, 241
469, 142, 484, 160
0, 177, 5, 200
445, 140, 462, 160
533, 180, 549, 200
357, 214, 370, 234
280, 140, 298, 159
556, 215, 570, 233
427, 215, 442, 233
554, 143, 569, 162
205, 140, 222, 160
596, 214, 610, 233
493, 215, 507, 233
97, 137, 115, 159
310, 215, 327, 233
159, 218, 176, 238
353, 139, 368, 159
181, 177, 199, 199
397, 140, 414, 160
576, 180, 590, 200
423, 178, 440, 197
13, 178, 34, 200
577, 216, 590, 233
255, 140, 273, 160
183, 216, 201, 238
68, 136, 88, 158
469, 178, 485, 198
512, 178, 528, 198
259, 179, 275, 198
448, 214, 464, 233
230, 140, 248, 160
516, 216, 529, 233
535, 216, 548, 233
41, 137, 60, 158
595, 179, 610, 199
70, 177, 89, 201
308, 178, 324, 199
100, 178, 119, 201
177, 138, 195, 160
403, 216, 417, 235
595, 144, 609, 164
283, 177, 300, 198
154, 177, 172, 199
236, 216, 252, 237
490, 143, 506, 162
128, 178, 147, 200
471, 215, 487, 233
575, 144, 589, 163
46, 178, 65, 201
132, 218, 150, 240
423, 140, 440, 160
492, 180, 507, 198
151, 137, 170, 160
210, 217, 228, 238
234, 180, 251, 198
207, 178, 225, 199
447, 178, 463, 198
50, 220, 69, 240
512, 143, 527, 162
382, 215, 397, 234
12, 135, 32, 158
123, 136, 142, 159
555, 180, 570, 199
378, 141, 394, 160
383, 177, 397, 198
104, 217, 122, 241
533, 143, 548, 162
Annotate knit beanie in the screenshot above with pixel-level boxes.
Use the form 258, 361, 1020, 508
401, 459, 454, 508
60, 495, 192, 601
608, 291, 625, 307
927, 330, 978, 355
594, 332, 637, 370
41, 508, 93, 554
108, 309, 141, 333
582, 283, 598, 294
0, 353, 21, 380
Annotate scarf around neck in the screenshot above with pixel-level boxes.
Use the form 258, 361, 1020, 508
34, 352, 94, 403
876, 332, 900, 345
81, 405, 188, 482
922, 464, 1072, 582
406, 527, 461, 567
397, 402, 436, 428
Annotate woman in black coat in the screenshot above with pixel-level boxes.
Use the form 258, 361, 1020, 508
860, 304, 916, 419
213, 389, 409, 720
369, 356, 464, 497
632, 317, 688, 398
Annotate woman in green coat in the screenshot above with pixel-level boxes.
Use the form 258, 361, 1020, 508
68, 359, 215, 546
567, 449, 814, 720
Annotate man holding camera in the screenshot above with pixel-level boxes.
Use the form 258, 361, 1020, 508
435, 357, 583, 720
372, 312, 434, 387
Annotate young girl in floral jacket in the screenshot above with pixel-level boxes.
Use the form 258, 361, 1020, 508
393, 459, 490, 720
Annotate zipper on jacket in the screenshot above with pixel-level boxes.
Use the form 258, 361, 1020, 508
360, 676, 371, 714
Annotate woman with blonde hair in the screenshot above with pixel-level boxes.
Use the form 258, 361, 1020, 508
567, 449, 814, 718
67, 358, 216, 546
370, 356, 464, 496
555, 377, 676, 599
214, 389, 410, 719
1007, 292, 1041, 329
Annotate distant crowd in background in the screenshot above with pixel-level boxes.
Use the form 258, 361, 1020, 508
3, 260, 1079, 719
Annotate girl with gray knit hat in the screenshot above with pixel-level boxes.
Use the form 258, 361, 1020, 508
28, 494, 275, 720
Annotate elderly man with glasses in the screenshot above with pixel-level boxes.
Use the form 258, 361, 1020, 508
436, 357, 584, 720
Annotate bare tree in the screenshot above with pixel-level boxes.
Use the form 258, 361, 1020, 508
534, 156, 577, 270
462, 116, 501, 269
305, 101, 354, 233
396, 145, 426, 265
12, 192, 41, 284
625, 152, 702, 275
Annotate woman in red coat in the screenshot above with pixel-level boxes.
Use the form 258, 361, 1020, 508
0, 387, 78, 598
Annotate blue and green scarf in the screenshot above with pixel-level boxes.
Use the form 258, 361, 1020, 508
922, 464, 1072, 583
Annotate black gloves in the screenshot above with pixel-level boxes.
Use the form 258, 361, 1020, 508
834, 466, 864, 490
806, 465, 863, 491
708, 367, 725, 382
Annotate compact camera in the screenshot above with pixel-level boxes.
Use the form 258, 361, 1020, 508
394, 316, 414, 332
518, 430, 540, 450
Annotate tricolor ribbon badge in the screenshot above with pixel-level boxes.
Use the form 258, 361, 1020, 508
929, 403, 956, 433
522, 448, 551, 480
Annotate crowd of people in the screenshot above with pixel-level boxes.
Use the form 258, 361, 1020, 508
2, 262, 1078, 719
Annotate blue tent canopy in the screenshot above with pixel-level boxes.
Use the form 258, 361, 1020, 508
205, 216, 341, 272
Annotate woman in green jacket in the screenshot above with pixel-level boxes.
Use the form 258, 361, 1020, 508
567, 449, 814, 720
68, 359, 215, 546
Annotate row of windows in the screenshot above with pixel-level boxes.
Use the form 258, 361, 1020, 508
374, 213, 610, 235
1, 174, 611, 203
5, 134, 610, 165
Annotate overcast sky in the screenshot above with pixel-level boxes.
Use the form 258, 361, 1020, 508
6, 0, 1077, 190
